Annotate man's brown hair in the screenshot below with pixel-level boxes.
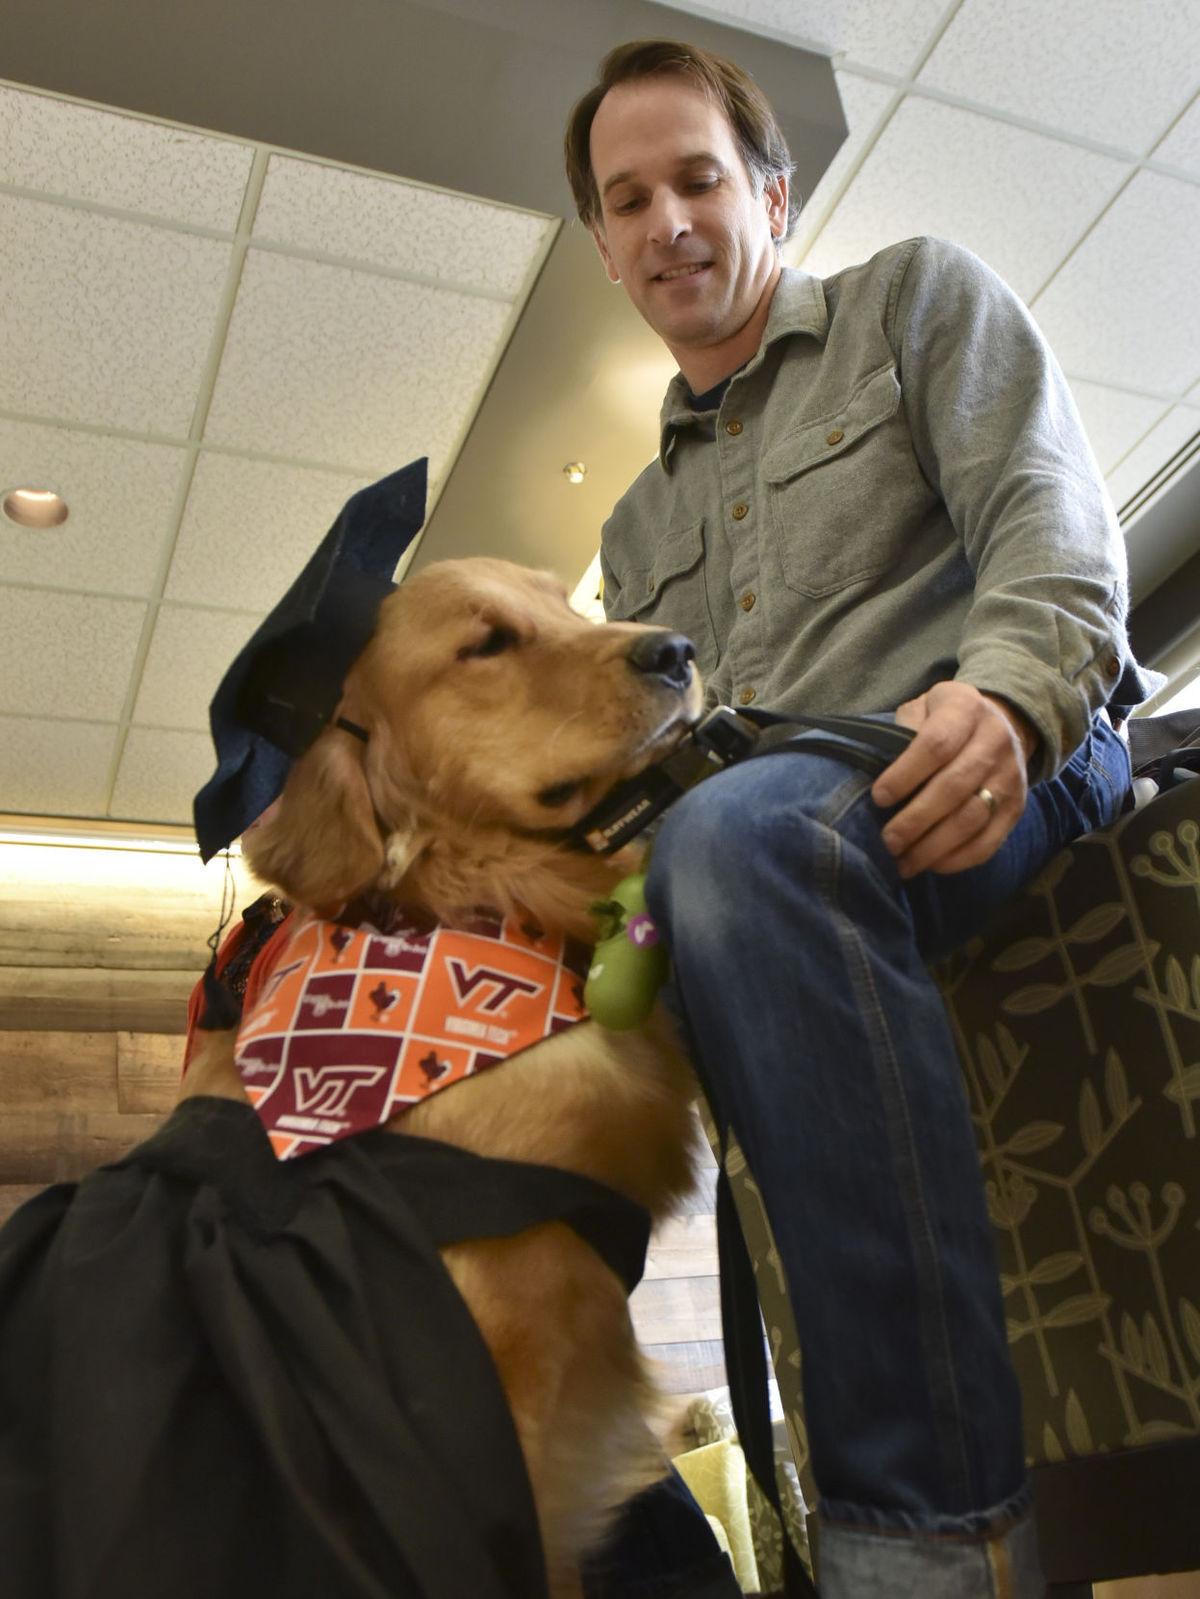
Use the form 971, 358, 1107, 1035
564, 38, 798, 238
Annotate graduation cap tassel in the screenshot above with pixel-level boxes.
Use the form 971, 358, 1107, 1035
197, 853, 243, 1032
198, 956, 242, 1032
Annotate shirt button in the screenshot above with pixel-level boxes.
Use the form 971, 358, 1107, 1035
739, 687, 757, 705
826, 428, 845, 446
740, 592, 756, 612
725, 419, 743, 436
731, 502, 749, 521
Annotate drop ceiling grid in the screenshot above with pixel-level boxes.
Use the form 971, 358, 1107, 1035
1, 2, 1197, 823
111, 169, 554, 822
917, 0, 1200, 156
0, 78, 557, 825
686, 0, 1200, 504
1107, 406, 1200, 516
1153, 90, 1200, 177
0, 712, 119, 819
96, 143, 271, 822
657, 0, 958, 78
799, 97, 1133, 302
0, 78, 256, 230
0, 417, 187, 599
200, 249, 518, 475
0, 193, 235, 437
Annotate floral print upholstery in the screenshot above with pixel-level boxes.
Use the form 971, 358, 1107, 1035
725, 778, 1200, 1530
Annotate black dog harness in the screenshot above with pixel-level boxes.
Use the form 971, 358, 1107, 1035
573, 705, 917, 1599
570, 704, 914, 854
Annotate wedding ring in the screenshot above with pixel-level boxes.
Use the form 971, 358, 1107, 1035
977, 785, 998, 819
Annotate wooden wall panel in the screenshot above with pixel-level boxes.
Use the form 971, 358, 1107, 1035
643, 1338, 727, 1398
0, 893, 210, 970
629, 1272, 722, 1345
0, 967, 195, 1032
0, 852, 259, 971
117, 1031, 186, 1114
0, 1111, 163, 1183
628, 1141, 726, 1417
0, 1029, 116, 1111
644, 1212, 719, 1281
0, 1030, 184, 1182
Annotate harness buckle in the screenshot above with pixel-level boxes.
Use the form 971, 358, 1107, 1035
576, 708, 761, 855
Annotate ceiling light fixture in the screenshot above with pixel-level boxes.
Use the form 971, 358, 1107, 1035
562, 461, 587, 485
2, 486, 70, 528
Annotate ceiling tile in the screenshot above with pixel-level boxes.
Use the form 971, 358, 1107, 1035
657, 0, 948, 74
1066, 380, 1169, 476
0, 83, 253, 230
786, 71, 895, 262
254, 156, 553, 298
0, 586, 145, 720
202, 249, 512, 477
109, 726, 214, 825
165, 453, 372, 611
1153, 93, 1200, 178
800, 97, 1129, 299
133, 603, 262, 732
1105, 404, 1200, 513
0, 194, 232, 435
919, 0, 1200, 153
1032, 170, 1200, 396
0, 713, 115, 817
0, 419, 186, 597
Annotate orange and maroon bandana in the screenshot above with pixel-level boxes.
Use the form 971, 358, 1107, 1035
236, 904, 591, 1159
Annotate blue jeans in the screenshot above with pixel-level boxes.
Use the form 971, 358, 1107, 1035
636, 712, 1131, 1597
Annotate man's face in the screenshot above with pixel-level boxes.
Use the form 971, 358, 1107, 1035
588, 74, 787, 367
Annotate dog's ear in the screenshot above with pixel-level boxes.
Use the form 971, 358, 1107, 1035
244, 729, 384, 913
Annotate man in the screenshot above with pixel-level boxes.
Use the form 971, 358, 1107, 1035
564, 38, 1154, 1599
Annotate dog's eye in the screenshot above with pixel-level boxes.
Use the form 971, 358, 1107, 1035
458, 625, 518, 661
537, 780, 582, 809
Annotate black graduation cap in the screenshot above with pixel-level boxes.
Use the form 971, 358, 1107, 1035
193, 457, 428, 862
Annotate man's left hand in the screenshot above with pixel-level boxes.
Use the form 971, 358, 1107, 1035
870, 682, 1038, 878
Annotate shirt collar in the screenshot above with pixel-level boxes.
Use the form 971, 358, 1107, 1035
657, 266, 829, 470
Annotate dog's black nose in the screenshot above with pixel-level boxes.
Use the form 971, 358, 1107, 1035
627, 630, 696, 688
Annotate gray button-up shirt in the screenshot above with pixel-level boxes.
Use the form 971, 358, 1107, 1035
600, 236, 1155, 782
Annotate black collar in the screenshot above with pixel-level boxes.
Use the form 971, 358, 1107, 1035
568, 706, 913, 855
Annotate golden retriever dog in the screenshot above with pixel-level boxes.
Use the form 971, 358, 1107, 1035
180, 557, 704, 1597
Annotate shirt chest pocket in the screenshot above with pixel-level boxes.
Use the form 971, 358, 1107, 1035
764, 361, 914, 599
606, 518, 719, 674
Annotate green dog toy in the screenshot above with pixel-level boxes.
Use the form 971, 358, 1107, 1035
584, 870, 669, 1030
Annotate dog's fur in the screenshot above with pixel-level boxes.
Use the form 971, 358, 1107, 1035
181, 558, 704, 1596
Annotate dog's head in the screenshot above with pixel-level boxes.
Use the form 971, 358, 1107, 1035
243, 558, 703, 923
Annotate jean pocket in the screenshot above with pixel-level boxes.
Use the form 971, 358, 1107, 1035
1058, 717, 1132, 834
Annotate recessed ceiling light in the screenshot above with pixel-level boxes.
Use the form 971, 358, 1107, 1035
2, 486, 70, 528
562, 461, 587, 485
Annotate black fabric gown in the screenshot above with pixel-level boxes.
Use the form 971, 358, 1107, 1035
0, 1095, 649, 1599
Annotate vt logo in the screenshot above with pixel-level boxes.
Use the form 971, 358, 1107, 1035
447, 959, 543, 1015
294, 1064, 387, 1116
